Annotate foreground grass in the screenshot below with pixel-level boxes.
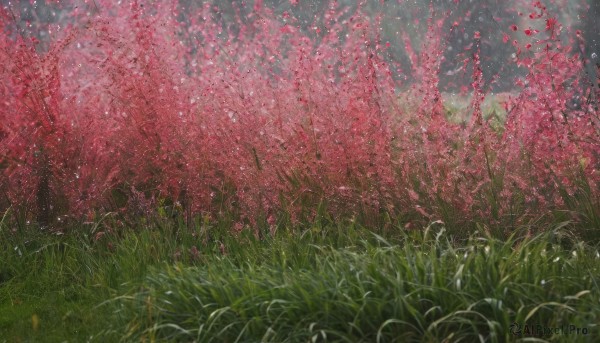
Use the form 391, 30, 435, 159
0, 216, 599, 342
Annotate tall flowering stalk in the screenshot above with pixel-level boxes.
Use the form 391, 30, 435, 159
0, 0, 597, 232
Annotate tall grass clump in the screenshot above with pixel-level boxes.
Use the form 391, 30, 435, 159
1, 205, 599, 341
109, 227, 600, 342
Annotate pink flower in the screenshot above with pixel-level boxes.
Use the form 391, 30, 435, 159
545, 17, 557, 31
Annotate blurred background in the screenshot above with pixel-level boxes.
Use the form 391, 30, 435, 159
5, 0, 598, 93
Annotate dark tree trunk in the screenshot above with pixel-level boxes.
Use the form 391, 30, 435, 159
583, 0, 600, 90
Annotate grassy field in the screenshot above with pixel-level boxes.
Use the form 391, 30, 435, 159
1, 1, 599, 341
1, 213, 599, 342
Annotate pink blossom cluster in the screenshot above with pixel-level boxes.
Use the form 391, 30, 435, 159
0, 1, 597, 229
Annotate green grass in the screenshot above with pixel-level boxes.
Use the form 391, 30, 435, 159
1, 214, 599, 342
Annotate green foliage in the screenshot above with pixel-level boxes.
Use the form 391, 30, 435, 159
1, 213, 599, 342
112, 226, 600, 342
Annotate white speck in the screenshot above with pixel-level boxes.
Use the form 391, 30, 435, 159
553, 257, 560, 262
227, 111, 237, 122
592, 52, 598, 59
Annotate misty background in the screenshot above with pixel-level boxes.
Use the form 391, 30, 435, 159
4, 0, 599, 93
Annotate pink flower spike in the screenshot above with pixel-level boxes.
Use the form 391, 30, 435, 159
545, 17, 557, 31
